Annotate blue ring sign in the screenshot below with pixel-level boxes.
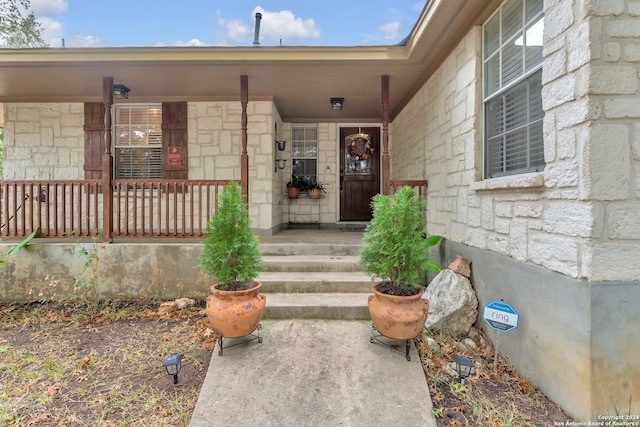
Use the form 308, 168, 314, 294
483, 301, 519, 333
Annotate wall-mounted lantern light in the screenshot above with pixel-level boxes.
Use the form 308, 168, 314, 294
330, 97, 344, 111
162, 354, 184, 384
113, 84, 131, 99
275, 159, 287, 170
276, 140, 286, 151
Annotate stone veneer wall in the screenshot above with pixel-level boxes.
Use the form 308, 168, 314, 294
565, 0, 640, 282
390, 0, 640, 419
188, 100, 276, 232
3, 103, 85, 180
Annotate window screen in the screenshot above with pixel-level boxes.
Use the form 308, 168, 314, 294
483, 0, 545, 178
113, 104, 163, 179
291, 124, 318, 185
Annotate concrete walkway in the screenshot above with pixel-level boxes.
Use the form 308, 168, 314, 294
189, 320, 436, 427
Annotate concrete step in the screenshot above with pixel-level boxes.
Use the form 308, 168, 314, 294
257, 232, 372, 320
261, 255, 363, 273
263, 293, 370, 320
260, 242, 364, 256
258, 271, 374, 293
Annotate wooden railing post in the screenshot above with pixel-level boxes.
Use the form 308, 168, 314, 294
381, 75, 391, 195
102, 77, 114, 243
240, 75, 249, 204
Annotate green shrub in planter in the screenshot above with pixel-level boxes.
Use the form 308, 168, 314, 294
200, 182, 262, 291
360, 186, 442, 296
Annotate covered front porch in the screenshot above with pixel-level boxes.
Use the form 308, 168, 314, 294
0, 72, 428, 241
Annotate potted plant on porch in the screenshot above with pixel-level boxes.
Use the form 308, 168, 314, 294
286, 175, 307, 199
360, 186, 442, 341
200, 181, 266, 354
307, 181, 326, 199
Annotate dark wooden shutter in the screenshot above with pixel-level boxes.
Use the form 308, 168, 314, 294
83, 102, 105, 179
161, 102, 188, 179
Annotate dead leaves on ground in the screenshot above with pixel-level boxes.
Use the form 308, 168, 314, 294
0, 299, 216, 427
419, 330, 571, 427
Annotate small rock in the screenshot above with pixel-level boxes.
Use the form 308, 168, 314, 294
445, 362, 459, 379
175, 297, 195, 310
158, 301, 178, 314
423, 269, 479, 335
448, 256, 472, 277
463, 337, 477, 350
468, 327, 487, 348
426, 337, 441, 353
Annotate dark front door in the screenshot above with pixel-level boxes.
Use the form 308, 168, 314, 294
340, 127, 380, 221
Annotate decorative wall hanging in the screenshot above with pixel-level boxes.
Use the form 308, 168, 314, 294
345, 131, 374, 175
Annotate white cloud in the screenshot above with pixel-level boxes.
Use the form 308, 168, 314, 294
225, 19, 252, 42
378, 21, 400, 41
68, 34, 103, 48
214, 7, 320, 46
173, 38, 207, 47
30, 0, 68, 17
253, 7, 320, 43
38, 17, 65, 47
26, 0, 68, 47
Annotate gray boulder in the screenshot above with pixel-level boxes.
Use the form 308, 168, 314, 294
423, 269, 478, 335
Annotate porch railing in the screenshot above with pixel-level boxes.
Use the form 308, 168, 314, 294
1, 179, 427, 240
0, 180, 102, 238
112, 180, 229, 238
1, 180, 231, 239
390, 179, 428, 196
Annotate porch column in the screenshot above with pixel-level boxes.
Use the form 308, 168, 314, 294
240, 75, 249, 204
101, 77, 114, 243
381, 75, 391, 195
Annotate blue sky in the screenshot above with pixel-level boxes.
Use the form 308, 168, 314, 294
29, 1, 426, 48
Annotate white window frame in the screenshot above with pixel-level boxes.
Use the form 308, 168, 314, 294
291, 123, 319, 187
113, 104, 163, 180
483, 0, 545, 179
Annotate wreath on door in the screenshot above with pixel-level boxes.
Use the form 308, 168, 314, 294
348, 135, 375, 161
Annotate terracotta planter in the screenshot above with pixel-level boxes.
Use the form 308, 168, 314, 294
367, 283, 429, 340
287, 186, 300, 199
308, 188, 321, 199
206, 281, 266, 338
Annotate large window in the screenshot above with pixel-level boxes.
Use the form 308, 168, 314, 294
291, 124, 318, 185
113, 104, 162, 179
483, 0, 545, 178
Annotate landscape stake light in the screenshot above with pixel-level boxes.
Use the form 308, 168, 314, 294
162, 354, 184, 384
453, 354, 474, 384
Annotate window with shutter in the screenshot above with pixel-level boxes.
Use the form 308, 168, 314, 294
483, 0, 544, 178
113, 104, 163, 179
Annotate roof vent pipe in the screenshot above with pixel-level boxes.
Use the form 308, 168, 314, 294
253, 12, 262, 46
